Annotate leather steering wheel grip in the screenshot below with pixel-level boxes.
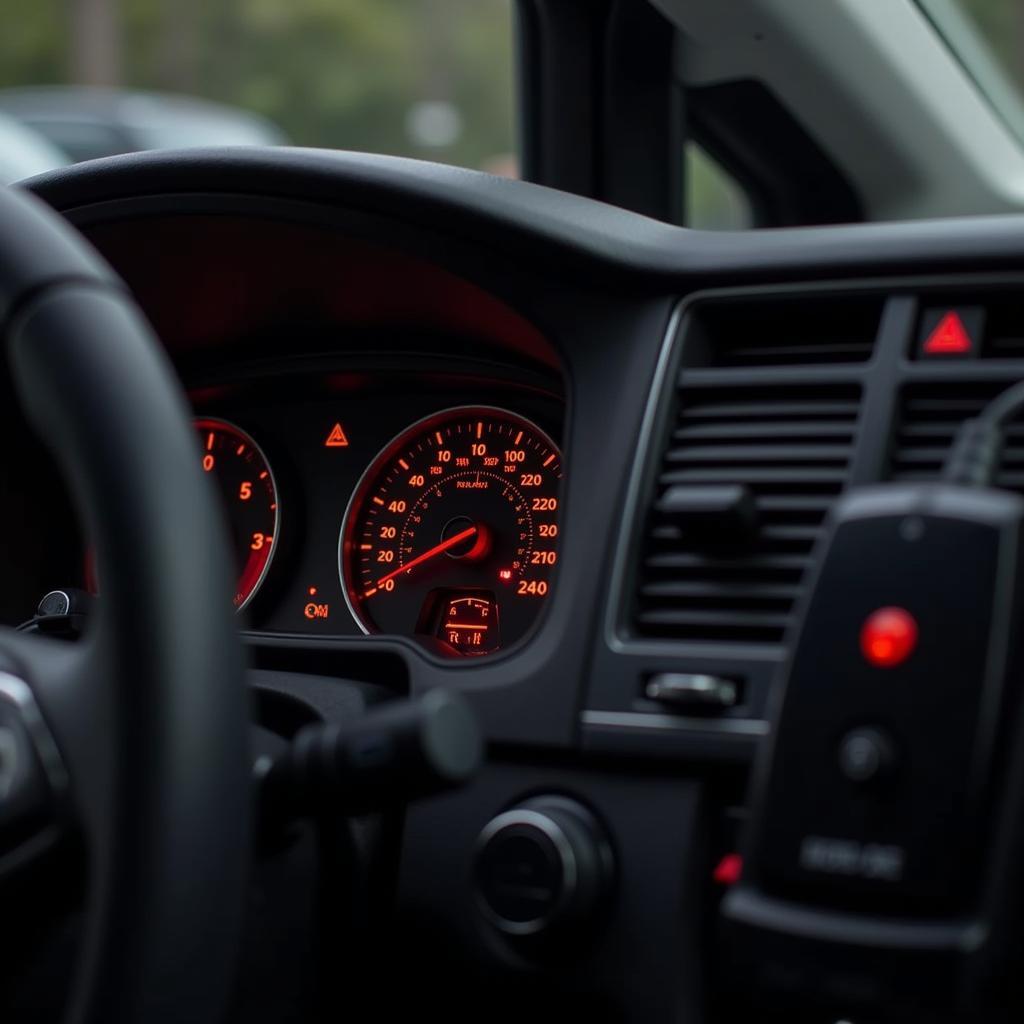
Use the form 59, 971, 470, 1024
0, 186, 249, 1023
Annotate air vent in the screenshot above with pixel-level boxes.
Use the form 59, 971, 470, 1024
975, 295, 1024, 360
685, 296, 883, 368
633, 384, 861, 645
891, 382, 1024, 490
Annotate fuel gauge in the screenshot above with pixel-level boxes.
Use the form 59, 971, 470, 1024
422, 591, 501, 655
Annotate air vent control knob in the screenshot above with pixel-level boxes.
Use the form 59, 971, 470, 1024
657, 483, 759, 538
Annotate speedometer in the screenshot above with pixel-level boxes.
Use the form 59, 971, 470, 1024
340, 406, 562, 656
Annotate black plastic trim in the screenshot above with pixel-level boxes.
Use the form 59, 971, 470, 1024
25, 148, 1024, 288
687, 80, 864, 228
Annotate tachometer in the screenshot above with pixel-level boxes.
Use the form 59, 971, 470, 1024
340, 407, 562, 656
195, 418, 279, 611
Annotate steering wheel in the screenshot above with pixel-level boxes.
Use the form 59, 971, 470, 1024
0, 186, 249, 1022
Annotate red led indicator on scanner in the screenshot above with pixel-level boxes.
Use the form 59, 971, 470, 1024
860, 607, 918, 668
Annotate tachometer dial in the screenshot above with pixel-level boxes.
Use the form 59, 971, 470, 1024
340, 407, 562, 655
195, 418, 279, 611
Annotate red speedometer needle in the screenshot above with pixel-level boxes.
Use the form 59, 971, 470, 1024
377, 525, 478, 587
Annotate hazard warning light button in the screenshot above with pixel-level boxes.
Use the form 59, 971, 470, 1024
916, 306, 984, 359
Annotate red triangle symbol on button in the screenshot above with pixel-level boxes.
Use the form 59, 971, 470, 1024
923, 311, 974, 355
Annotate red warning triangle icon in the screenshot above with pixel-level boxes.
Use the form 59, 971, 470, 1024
324, 423, 349, 448
923, 311, 974, 355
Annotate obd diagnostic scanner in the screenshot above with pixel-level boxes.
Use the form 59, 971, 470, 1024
722, 380, 1024, 1020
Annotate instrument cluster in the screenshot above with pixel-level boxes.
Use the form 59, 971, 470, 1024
179, 363, 565, 659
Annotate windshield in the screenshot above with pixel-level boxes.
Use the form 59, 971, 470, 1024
0, 0, 751, 229
917, 0, 1024, 145
0, 0, 516, 176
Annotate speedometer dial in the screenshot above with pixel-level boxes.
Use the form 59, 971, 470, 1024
195, 418, 279, 611
340, 407, 562, 656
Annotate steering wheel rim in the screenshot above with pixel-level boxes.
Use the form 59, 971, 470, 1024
0, 186, 249, 1023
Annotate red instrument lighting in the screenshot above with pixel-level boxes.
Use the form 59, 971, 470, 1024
860, 606, 918, 668
324, 423, 349, 448
340, 407, 562, 651
376, 526, 478, 587
194, 418, 279, 611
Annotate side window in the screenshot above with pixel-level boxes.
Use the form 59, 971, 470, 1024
684, 142, 753, 230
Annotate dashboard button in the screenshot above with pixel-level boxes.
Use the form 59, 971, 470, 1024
838, 727, 895, 784
645, 672, 739, 710
477, 826, 563, 926
917, 306, 983, 359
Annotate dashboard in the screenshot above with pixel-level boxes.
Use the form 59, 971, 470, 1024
21, 148, 1024, 1023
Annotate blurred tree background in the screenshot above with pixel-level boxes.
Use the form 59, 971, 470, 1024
5, 0, 1021, 227
0, 0, 750, 224
959, 0, 1024, 74
0, 0, 515, 170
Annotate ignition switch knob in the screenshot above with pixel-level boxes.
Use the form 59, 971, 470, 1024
474, 795, 614, 940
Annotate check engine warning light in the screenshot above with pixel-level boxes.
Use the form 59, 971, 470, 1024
438, 594, 500, 655
303, 586, 330, 621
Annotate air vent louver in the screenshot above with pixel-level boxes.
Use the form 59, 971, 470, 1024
891, 382, 1024, 490
634, 384, 861, 646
